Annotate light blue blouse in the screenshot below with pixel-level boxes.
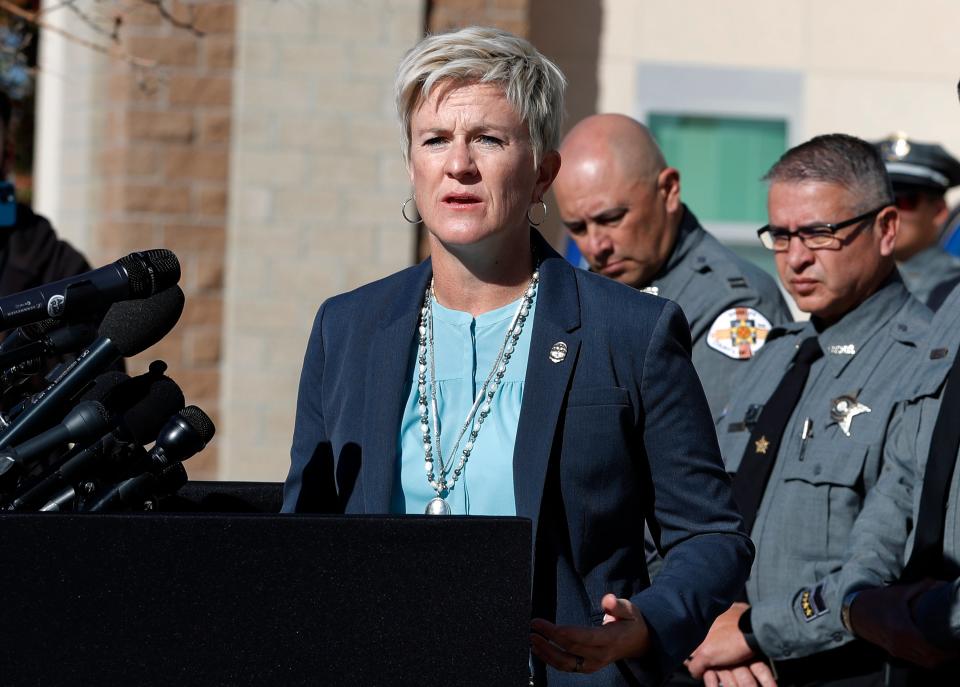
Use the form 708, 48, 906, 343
391, 293, 536, 515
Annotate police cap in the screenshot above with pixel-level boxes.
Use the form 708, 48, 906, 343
874, 133, 960, 193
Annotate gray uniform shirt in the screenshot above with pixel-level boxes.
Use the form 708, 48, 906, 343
651, 207, 792, 419
899, 244, 960, 309
840, 284, 960, 646
717, 274, 931, 660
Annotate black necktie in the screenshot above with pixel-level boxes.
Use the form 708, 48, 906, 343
732, 336, 824, 533
902, 352, 960, 582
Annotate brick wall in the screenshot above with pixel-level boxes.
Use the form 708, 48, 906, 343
218, 0, 423, 480
428, 0, 529, 36
97, 0, 236, 477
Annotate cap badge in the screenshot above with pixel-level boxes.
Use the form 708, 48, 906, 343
882, 132, 911, 160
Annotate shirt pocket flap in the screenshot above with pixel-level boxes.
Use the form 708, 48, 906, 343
567, 386, 631, 408
780, 442, 868, 487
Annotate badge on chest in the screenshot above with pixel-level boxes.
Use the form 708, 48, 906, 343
829, 395, 871, 437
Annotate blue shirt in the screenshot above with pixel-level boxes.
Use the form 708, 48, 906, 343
391, 293, 536, 515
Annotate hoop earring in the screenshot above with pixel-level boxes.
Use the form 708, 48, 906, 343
401, 197, 422, 224
527, 200, 547, 227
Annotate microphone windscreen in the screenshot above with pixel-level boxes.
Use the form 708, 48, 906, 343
99, 286, 184, 357
113, 377, 185, 444
78, 372, 130, 404
180, 406, 216, 444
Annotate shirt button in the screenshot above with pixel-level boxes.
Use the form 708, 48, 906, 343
832, 632, 843, 642
782, 649, 792, 657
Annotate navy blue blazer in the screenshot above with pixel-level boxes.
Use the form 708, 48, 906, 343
284, 233, 753, 686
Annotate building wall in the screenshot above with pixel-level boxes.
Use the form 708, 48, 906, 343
599, 0, 960, 158
35, 0, 235, 478
35, 1, 960, 484
219, 0, 423, 480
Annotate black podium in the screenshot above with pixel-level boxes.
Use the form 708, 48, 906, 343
0, 509, 532, 686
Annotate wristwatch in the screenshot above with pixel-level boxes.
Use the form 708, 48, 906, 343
840, 591, 861, 635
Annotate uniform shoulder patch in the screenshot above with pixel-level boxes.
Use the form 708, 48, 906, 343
706, 307, 773, 360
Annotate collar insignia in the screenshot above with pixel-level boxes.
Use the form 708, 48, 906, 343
638, 286, 660, 297
828, 344, 856, 356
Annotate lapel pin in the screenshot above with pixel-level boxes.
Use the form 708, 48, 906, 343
549, 341, 567, 364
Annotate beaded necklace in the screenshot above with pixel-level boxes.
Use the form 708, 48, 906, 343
416, 269, 539, 515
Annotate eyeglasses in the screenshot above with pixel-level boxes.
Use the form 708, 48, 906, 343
757, 204, 890, 252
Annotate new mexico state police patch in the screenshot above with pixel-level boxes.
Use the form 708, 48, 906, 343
707, 307, 773, 360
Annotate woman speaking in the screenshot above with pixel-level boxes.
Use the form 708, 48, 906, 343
283, 26, 752, 686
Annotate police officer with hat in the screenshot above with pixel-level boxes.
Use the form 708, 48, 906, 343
874, 133, 960, 309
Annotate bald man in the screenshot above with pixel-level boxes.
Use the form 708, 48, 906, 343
554, 114, 791, 417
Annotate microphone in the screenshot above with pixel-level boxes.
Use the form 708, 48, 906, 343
0, 318, 61, 354
0, 286, 184, 449
83, 406, 215, 513
6, 372, 184, 511
144, 406, 216, 472
38, 484, 76, 511
0, 321, 98, 378
0, 400, 113, 491
83, 462, 188, 513
0, 249, 180, 331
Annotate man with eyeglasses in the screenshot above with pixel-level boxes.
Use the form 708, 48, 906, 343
554, 114, 791, 420
685, 134, 932, 687
873, 134, 960, 311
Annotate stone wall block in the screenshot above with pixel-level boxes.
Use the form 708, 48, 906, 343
169, 75, 233, 106
164, 147, 230, 181
127, 110, 196, 143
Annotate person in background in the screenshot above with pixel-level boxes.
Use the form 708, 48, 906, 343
837, 283, 960, 686
0, 90, 89, 295
553, 115, 791, 420
874, 133, 960, 310
686, 134, 931, 687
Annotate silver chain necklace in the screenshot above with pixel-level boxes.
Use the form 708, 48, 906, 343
417, 270, 539, 515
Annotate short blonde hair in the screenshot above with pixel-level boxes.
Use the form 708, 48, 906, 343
395, 26, 566, 167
